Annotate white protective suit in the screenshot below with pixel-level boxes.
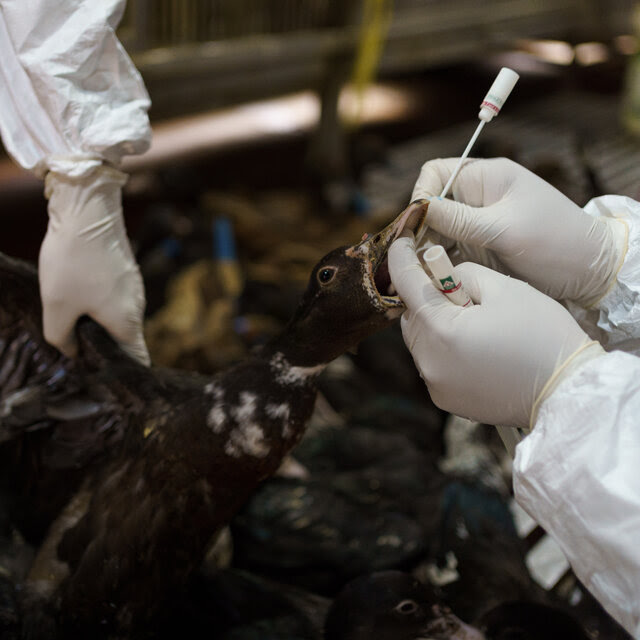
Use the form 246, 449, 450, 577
0, 0, 152, 364
514, 194, 640, 638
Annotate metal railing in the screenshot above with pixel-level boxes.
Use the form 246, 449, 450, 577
119, 0, 359, 51
117, 0, 625, 118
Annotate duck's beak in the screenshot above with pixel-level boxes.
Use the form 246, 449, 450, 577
417, 605, 485, 640
346, 199, 428, 314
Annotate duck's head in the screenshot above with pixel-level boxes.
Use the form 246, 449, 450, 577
325, 571, 485, 640
276, 200, 428, 366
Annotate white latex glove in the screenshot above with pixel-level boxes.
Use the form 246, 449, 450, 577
412, 158, 628, 307
39, 165, 150, 366
388, 233, 602, 428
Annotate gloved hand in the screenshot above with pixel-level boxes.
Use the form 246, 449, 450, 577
388, 233, 603, 428
412, 158, 627, 307
39, 165, 150, 366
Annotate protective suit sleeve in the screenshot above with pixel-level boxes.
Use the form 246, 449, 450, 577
573, 195, 640, 356
513, 350, 640, 638
0, 0, 151, 177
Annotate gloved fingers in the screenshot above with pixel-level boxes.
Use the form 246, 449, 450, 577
90, 308, 150, 366
389, 234, 453, 314
451, 261, 504, 305
457, 242, 507, 273
90, 269, 150, 366
42, 278, 150, 366
411, 158, 477, 201
400, 311, 421, 352
113, 325, 150, 367
425, 196, 503, 248
41, 301, 79, 359
416, 228, 456, 253
412, 158, 452, 200
456, 262, 492, 304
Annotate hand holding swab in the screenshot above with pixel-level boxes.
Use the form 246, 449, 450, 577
414, 68, 521, 455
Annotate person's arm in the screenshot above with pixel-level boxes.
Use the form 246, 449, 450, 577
514, 350, 640, 638
0, 0, 151, 364
388, 233, 640, 636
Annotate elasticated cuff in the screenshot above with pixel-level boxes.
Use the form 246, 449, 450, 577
530, 341, 606, 430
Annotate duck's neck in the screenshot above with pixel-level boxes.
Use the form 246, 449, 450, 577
264, 349, 327, 389
261, 318, 345, 371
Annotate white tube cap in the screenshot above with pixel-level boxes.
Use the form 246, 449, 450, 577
478, 67, 520, 122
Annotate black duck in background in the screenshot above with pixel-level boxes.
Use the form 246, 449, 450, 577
423, 481, 536, 623
0, 200, 427, 638
231, 383, 531, 606
324, 571, 591, 640
324, 570, 484, 640
232, 424, 440, 594
231, 394, 631, 638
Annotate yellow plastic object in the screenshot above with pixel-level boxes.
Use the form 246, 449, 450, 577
622, 3, 640, 136
347, 0, 393, 127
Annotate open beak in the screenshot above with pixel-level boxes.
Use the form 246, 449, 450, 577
346, 199, 428, 312
417, 605, 486, 640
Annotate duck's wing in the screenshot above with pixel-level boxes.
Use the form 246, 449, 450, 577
0, 251, 208, 517
0, 254, 79, 438
0, 253, 204, 556
0, 253, 125, 464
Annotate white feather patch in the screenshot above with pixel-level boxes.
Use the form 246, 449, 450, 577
270, 353, 325, 386
206, 383, 227, 433
266, 402, 291, 421
230, 392, 258, 422
207, 404, 226, 434
225, 422, 270, 458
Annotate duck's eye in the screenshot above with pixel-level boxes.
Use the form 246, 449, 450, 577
395, 599, 418, 615
317, 267, 337, 285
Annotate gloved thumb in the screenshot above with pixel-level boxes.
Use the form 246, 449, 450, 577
388, 233, 453, 313
42, 298, 151, 366
451, 261, 505, 304
426, 197, 497, 247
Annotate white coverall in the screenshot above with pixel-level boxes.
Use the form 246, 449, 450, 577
0, 0, 151, 364
514, 195, 640, 638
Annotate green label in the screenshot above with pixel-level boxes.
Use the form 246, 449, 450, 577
439, 276, 456, 291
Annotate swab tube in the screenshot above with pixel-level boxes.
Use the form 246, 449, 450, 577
423, 245, 473, 308
439, 67, 519, 200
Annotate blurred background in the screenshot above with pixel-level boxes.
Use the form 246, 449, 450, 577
2, 2, 640, 636
2, 0, 640, 264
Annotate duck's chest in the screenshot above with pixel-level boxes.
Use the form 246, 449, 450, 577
204, 355, 320, 467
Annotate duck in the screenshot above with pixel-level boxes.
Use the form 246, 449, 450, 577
0, 200, 427, 638
324, 570, 484, 640
324, 570, 590, 640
